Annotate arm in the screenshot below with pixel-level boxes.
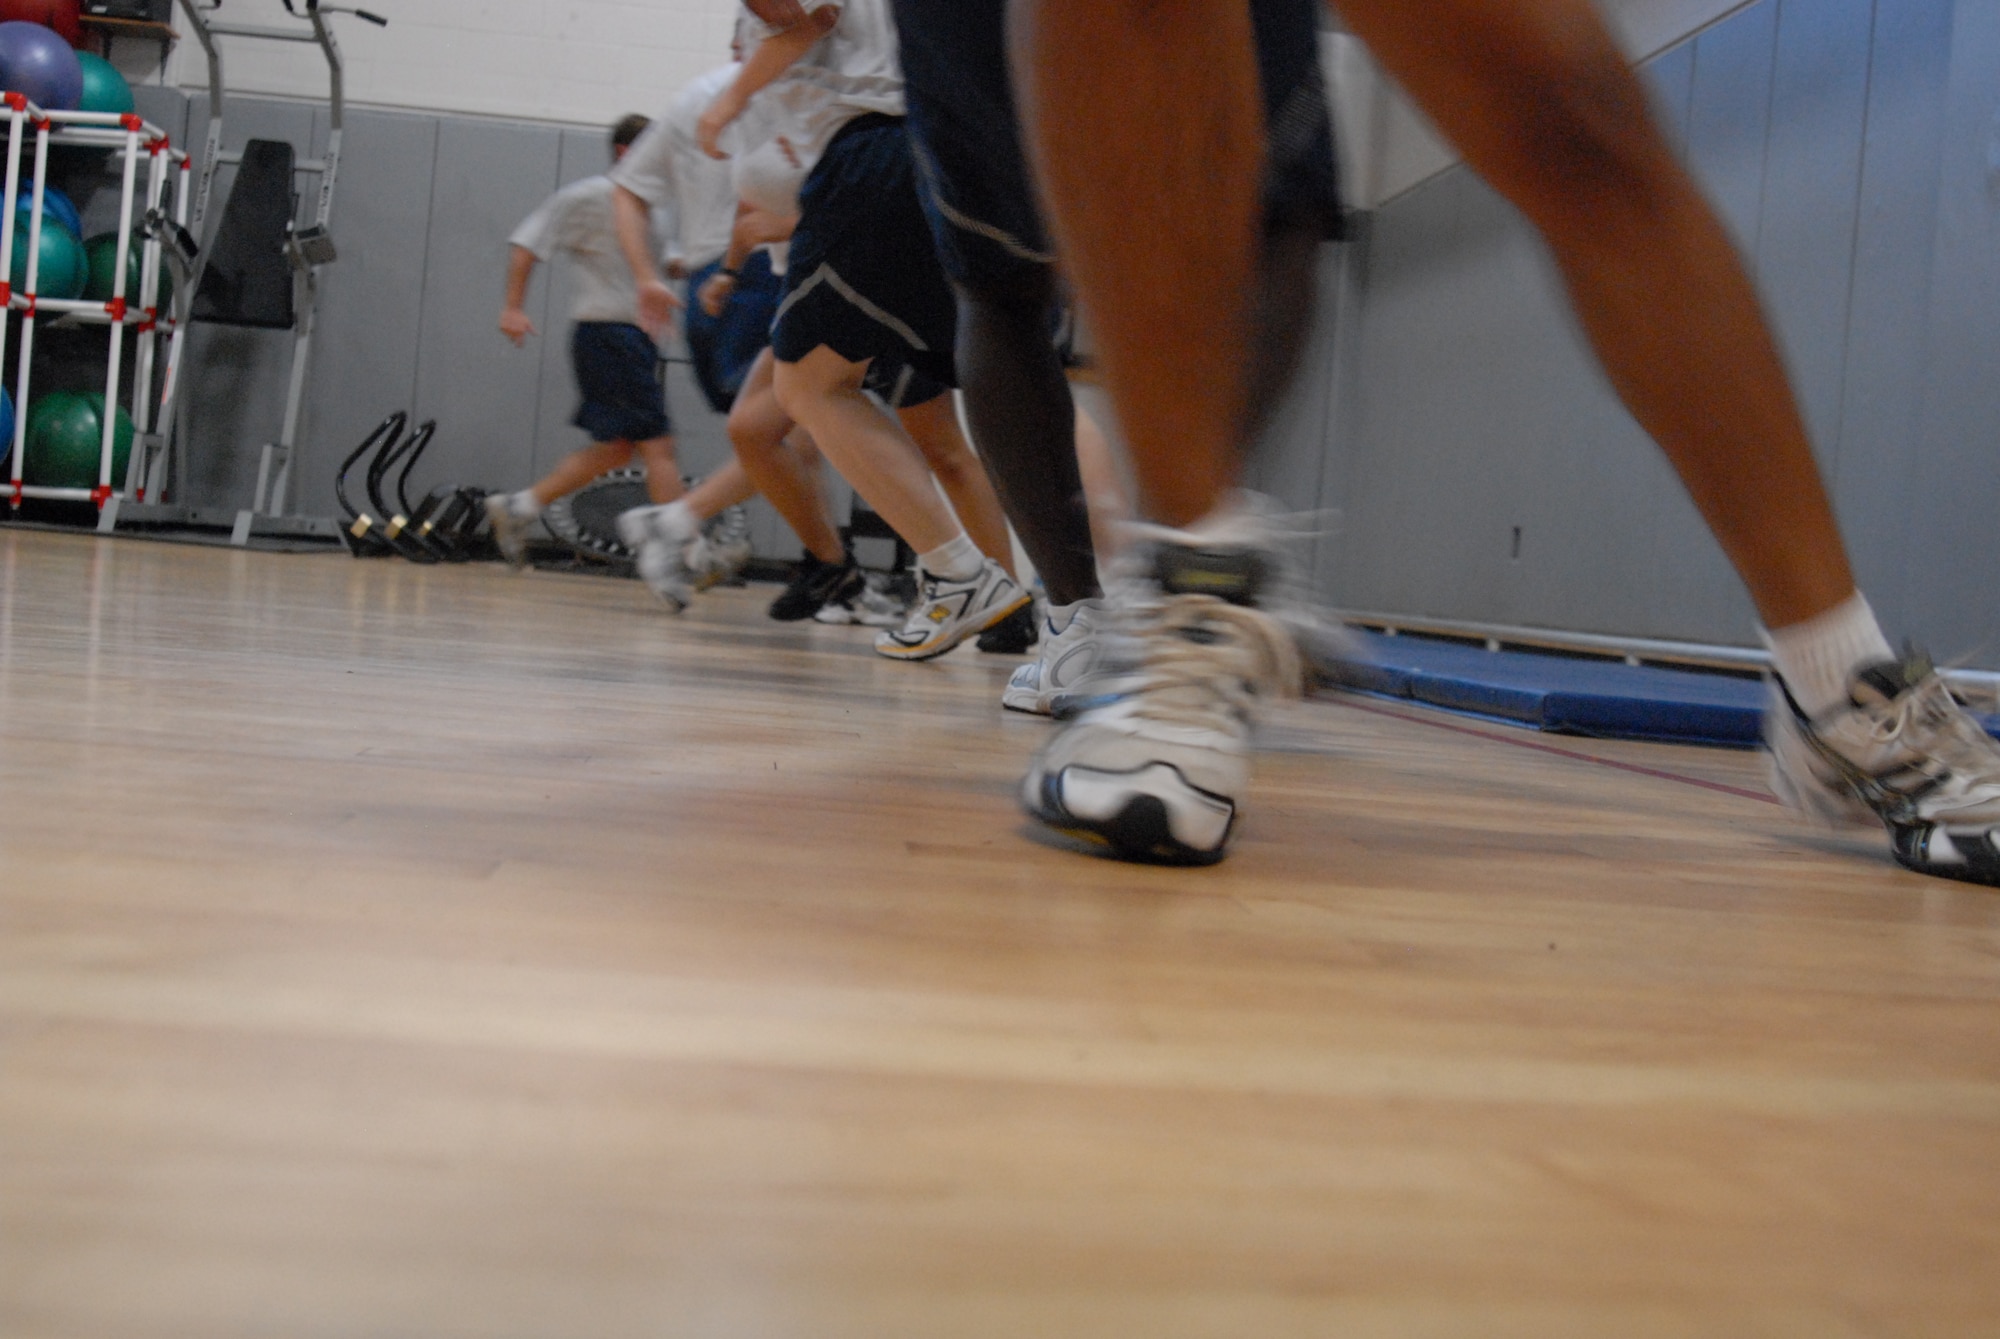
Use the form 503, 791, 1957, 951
499, 245, 537, 345
698, 201, 799, 316
612, 182, 683, 339
697, 5, 839, 158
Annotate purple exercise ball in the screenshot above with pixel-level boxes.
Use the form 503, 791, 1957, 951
0, 20, 82, 112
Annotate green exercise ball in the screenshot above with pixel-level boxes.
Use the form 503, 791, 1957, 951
74, 51, 133, 117
7, 216, 86, 298
24, 390, 132, 490
82, 232, 168, 307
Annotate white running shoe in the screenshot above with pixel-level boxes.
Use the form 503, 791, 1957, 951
814, 573, 907, 626
689, 507, 754, 590
614, 503, 698, 611
1021, 513, 1304, 864
1002, 600, 1117, 716
873, 558, 1031, 661
1767, 650, 2000, 885
484, 493, 532, 570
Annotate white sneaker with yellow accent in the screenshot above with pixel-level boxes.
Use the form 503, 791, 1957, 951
873, 559, 1031, 661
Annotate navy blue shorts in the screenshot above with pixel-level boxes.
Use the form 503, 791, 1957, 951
861, 359, 948, 409
683, 250, 781, 415
770, 114, 959, 390
571, 321, 669, 442
894, 0, 1342, 289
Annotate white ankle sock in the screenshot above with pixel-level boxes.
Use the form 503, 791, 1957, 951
1046, 599, 1083, 635
656, 498, 693, 536
920, 534, 983, 583
507, 490, 542, 520
1763, 591, 1894, 718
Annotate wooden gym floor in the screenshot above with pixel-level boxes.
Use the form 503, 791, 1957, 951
1, 528, 1996, 1338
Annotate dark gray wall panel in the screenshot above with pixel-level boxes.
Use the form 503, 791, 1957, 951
407, 118, 562, 502
1898, 0, 2000, 662
1686, 0, 1777, 253
294, 106, 438, 520
1831, 0, 1954, 628
1757, 0, 1871, 461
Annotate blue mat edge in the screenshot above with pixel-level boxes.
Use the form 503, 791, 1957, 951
1323, 632, 2000, 749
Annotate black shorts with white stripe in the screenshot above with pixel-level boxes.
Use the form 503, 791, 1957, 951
769, 113, 960, 390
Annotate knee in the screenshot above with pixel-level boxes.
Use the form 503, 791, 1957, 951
1473, 38, 1675, 224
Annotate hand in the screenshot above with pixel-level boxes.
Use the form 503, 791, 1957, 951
499, 307, 535, 345
741, 0, 806, 24
636, 278, 683, 339
698, 271, 737, 318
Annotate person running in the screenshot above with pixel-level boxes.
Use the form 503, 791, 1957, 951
660, 0, 1032, 659
1004, 0, 2000, 882
612, 75, 1020, 633
485, 114, 686, 569
889, 0, 1105, 707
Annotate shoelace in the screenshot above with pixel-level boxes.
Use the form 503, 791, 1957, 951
1804, 672, 2000, 823
1860, 673, 2000, 776
1116, 593, 1303, 733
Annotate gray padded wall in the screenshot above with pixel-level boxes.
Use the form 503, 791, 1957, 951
406, 117, 562, 498
142, 92, 772, 553
1300, 0, 2000, 664
294, 106, 437, 517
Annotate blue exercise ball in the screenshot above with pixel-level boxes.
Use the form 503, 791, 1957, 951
15, 183, 79, 237
0, 20, 81, 111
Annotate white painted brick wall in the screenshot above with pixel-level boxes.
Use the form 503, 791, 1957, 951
161, 0, 743, 129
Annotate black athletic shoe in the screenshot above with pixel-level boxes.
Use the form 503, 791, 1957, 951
975, 600, 1040, 654
768, 556, 864, 622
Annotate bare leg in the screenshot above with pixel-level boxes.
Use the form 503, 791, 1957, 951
677, 458, 757, 524
1009, 0, 1262, 530
728, 348, 845, 564
896, 393, 1017, 577
630, 434, 686, 504
772, 347, 970, 557
1012, 0, 1856, 629
528, 438, 637, 508
1332, 0, 1852, 627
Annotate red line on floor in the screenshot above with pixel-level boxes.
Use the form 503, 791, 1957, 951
1332, 698, 1781, 806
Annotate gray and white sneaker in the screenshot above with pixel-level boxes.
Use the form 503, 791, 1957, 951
484, 493, 533, 570
1002, 599, 1117, 716
615, 503, 699, 611
1768, 649, 2000, 885
814, 572, 907, 626
1022, 514, 1304, 864
689, 506, 754, 590
873, 558, 1031, 661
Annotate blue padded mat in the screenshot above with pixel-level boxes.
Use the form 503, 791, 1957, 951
1323, 631, 2000, 748
1327, 631, 1766, 745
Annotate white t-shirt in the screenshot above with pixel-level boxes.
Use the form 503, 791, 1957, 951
731, 136, 809, 275
508, 175, 667, 325
610, 64, 740, 270
739, 0, 904, 166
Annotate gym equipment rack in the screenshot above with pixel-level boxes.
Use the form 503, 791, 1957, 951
105, 0, 385, 546
0, 94, 184, 513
